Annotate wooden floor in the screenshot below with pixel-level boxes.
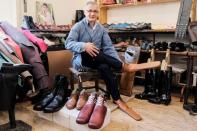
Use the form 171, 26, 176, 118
0, 86, 197, 131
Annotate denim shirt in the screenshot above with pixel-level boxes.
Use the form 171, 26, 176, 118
65, 18, 120, 70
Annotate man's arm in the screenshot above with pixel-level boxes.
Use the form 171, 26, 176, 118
64, 24, 86, 53
102, 29, 121, 61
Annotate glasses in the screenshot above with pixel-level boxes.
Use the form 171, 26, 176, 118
86, 10, 99, 14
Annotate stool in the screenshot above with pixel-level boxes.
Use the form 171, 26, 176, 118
69, 68, 121, 99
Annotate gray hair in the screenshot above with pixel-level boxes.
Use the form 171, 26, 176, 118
84, 0, 98, 10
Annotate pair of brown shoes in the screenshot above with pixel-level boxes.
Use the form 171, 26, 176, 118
66, 90, 88, 110
76, 93, 107, 129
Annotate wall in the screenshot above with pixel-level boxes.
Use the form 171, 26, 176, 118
107, 1, 180, 29
0, 0, 17, 26
21, 0, 86, 25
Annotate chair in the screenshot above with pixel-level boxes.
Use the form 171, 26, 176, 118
0, 64, 32, 131
69, 67, 122, 99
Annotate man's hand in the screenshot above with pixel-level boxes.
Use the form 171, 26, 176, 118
84, 42, 99, 57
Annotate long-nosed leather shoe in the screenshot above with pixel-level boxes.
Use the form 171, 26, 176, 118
88, 94, 107, 129
76, 92, 97, 124
76, 91, 88, 110
43, 75, 69, 113
66, 93, 79, 110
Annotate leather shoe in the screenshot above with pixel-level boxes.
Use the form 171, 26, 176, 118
66, 93, 79, 110
114, 99, 142, 121
43, 75, 69, 113
76, 91, 88, 110
33, 75, 63, 111
88, 94, 107, 129
76, 92, 97, 124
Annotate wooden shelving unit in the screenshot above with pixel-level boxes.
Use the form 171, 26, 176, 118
100, 0, 179, 8
98, 0, 180, 24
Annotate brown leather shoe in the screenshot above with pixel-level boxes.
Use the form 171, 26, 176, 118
88, 95, 107, 129
76, 92, 97, 124
65, 93, 78, 110
122, 61, 161, 72
76, 92, 88, 110
115, 99, 142, 121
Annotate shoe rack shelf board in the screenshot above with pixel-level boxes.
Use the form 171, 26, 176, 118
98, 0, 180, 24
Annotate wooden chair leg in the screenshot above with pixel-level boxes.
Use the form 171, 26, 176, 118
180, 85, 186, 102
70, 72, 74, 90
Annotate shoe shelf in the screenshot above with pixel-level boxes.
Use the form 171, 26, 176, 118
108, 29, 175, 34
141, 49, 188, 56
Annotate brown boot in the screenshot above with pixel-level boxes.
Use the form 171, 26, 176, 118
122, 61, 161, 72
114, 99, 142, 121
76, 91, 88, 110
66, 93, 79, 110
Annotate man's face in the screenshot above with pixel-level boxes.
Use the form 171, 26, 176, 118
84, 4, 99, 23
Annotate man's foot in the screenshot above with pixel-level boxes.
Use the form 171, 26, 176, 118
122, 61, 161, 72
114, 99, 142, 121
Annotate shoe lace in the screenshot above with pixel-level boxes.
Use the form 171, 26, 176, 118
96, 96, 104, 106
87, 94, 95, 104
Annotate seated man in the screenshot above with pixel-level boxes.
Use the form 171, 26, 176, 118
65, 1, 160, 121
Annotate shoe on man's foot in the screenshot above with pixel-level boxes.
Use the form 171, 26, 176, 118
114, 99, 142, 121
122, 61, 161, 72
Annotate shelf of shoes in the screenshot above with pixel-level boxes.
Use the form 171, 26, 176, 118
100, 0, 180, 8
108, 28, 175, 34
141, 49, 188, 56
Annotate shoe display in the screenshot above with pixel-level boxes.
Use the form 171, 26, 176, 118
43, 75, 69, 113
76, 91, 88, 110
76, 92, 97, 124
88, 94, 107, 129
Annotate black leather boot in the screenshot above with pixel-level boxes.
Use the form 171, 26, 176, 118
148, 69, 163, 104
135, 69, 157, 100
43, 75, 69, 113
33, 75, 62, 111
161, 66, 172, 105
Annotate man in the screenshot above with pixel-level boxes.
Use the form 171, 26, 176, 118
65, 1, 160, 121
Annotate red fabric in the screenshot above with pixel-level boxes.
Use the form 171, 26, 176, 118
0, 27, 24, 62
21, 29, 48, 53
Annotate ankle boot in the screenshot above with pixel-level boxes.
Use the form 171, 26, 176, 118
43, 75, 69, 113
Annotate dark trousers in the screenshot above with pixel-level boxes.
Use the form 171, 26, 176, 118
81, 52, 122, 101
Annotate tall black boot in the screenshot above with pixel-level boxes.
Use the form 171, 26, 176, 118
148, 69, 163, 104
135, 69, 156, 99
189, 84, 197, 115
161, 66, 172, 105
